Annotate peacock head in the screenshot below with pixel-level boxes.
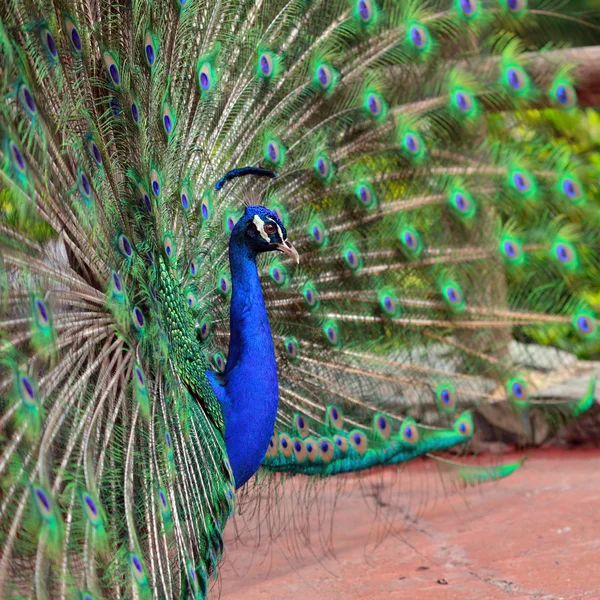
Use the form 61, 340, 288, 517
235, 206, 299, 264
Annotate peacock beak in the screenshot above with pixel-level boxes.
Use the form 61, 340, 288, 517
276, 240, 300, 264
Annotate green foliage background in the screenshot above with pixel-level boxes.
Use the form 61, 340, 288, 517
490, 107, 600, 359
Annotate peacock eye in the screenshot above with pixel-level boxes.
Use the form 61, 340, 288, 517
264, 222, 276, 235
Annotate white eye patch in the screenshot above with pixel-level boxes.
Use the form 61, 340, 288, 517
253, 215, 285, 243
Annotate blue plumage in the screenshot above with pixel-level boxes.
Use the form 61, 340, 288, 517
210, 206, 297, 487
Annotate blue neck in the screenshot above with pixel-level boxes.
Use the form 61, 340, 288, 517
217, 232, 279, 488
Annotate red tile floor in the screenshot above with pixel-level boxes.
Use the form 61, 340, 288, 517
218, 449, 600, 599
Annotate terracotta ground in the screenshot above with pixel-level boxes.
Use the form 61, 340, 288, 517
217, 449, 600, 600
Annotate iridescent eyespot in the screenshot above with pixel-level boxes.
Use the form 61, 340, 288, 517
314, 155, 332, 181
134, 366, 145, 389
201, 193, 212, 220
20, 374, 37, 404
159, 489, 168, 510
319, 438, 335, 462
218, 274, 231, 295
103, 53, 120, 87
505, 0, 526, 14
198, 62, 214, 93
34, 487, 53, 517
270, 265, 287, 286
447, 287, 459, 303
455, 412, 473, 436
409, 24, 429, 51
199, 318, 211, 341
284, 336, 299, 359
578, 316, 592, 333
189, 258, 198, 276
315, 63, 337, 92
373, 413, 392, 439
41, 27, 58, 59
163, 104, 175, 136
323, 320, 340, 345
455, 92, 469, 111
453, 90, 476, 117
10, 142, 26, 174
356, 0, 375, 23
186, 291, 197, 308
225, 214, 238, 233
258, 52, 274, 78
552, 82, 576, 108
334, 434, 348, 452
79, 170, 92, 201
34, 297, 49, 326
150, 170, 161, 197
267, 432, 279, 458
309, 222, 326, 245
504, 241, 516, 257
65, 16, 82, 53
400, 419, 419, 444
512, 171, 531, 193
181, 187, 191, 210
144, 32, 157, 67
130, 554, 145, 580
87, 138, 102, 166
213, 352, 226, 372
560, 176, 583, 202
264, 139, 285, 166
457, 0, 477, 16
295, 414, 308, 438
328, 405, 343, 428
402, 131, 424, 158
450, 189, 475, 218
163, 237, 174, 259
365, 93, 385, 119
305, 438, 318, 462
400, 227, 423, 256
82, 493, 99, 520
507, 378, 528, 404
349, 430, 368, 455
552, 242, 577, 267
379, 289, 399, 317
302, 284, 318, 308
442, 282, 464, 310
343, 246, 361, 270
356, 183, 376, 208
292, 438, 307, 462
436, 384, 457, 412
18, 83, 36, 116
500, 237, 524, 264
132, 306, 145, 330
573, 313, 597, 338
111, 271, 123, 294
279, 433, 293, 457
512, 382, 525, 398
503, 65, 529, 94
317, 65, 330, 87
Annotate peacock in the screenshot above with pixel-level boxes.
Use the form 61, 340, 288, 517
0, 0, 599, 596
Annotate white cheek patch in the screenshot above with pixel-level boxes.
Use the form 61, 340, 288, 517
275, 223, 285, 242
253, 215, 271, 243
